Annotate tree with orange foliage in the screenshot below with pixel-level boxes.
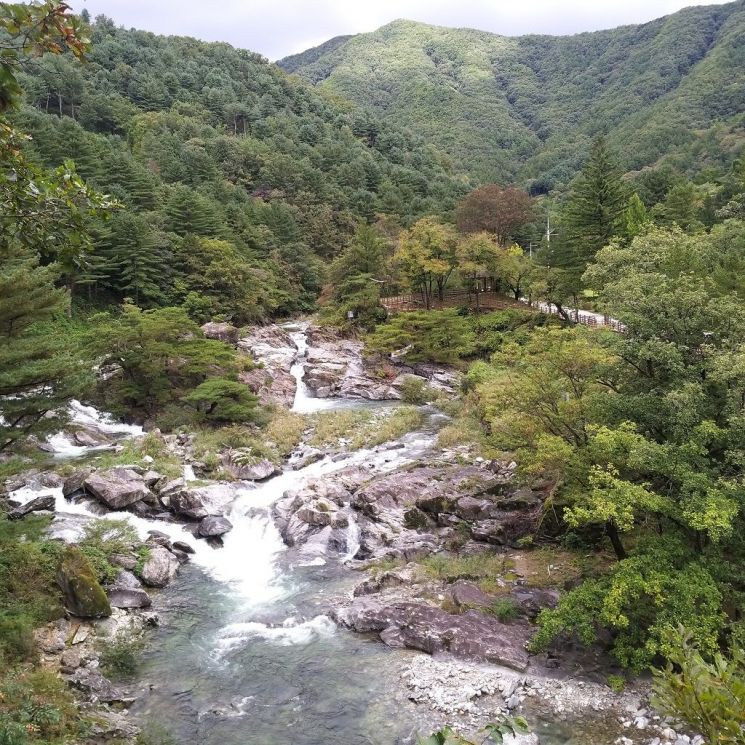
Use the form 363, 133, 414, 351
456, 185, 535, 245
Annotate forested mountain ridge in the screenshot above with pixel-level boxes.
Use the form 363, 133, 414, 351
279, 2, 745, 188
12, 17, 466, 319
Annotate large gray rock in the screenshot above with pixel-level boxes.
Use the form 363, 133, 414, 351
222, 453, 279, 481
8, 494, 56, 519
72, 427, 111, 447
84, 468, 151, 509
106, 570, 152, 609
198, 515, 233, 537
168, 489, 208, 519
201, 321, 239, 344
138, 547, 179, 588
66, 667, 131, 705
334, 599, 531, 671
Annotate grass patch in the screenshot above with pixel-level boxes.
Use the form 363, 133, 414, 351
265, 410, 307, 457
511, 547, 583, 589
309, 410, 373, 447
437, 416, 483, 451
308, 406, 425, 450
93, 433, 182, 478
78, 519, 140, 584
420, 551, 514, 594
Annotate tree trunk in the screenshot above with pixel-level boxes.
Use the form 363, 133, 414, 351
606, 521, 627, 560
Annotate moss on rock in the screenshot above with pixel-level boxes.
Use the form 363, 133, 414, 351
56, 546, 112, 618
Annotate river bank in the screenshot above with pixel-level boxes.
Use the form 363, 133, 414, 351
1, 321, 700, 745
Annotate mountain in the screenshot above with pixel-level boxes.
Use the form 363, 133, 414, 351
279, 2, 745, 188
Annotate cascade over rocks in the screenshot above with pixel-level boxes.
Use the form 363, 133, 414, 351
302, 325, 460, 401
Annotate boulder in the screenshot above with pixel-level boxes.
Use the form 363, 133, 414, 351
106, 570, 152, 609
222, 453, 279, 481
63, 468, 94, 499
72, 427, 111, 447
66, 667, 131, 705
169, 489, 208, 519
334, 599, 530, 671
84, 467, 151, 509
447, 581, 495, 609
470, 519, 507, 545
201, 321, 239, 344
57, 546, 112, 618
8, 494, 56, 519
156, 477, 186, 499
138, 546, 179, 588
198, 515, 233, 537
172, 540, 195, 555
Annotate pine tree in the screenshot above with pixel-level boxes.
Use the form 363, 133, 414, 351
99, 213, 167, 305
563, 136, 628, 280
0, 245, 89, 451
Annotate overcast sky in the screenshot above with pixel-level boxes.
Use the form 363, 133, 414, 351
70, 0, 725, 61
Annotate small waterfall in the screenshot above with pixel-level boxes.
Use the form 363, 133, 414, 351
342, 512, 361, 562
285, 322, 337, 413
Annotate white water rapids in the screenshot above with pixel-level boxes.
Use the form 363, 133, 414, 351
9, 325, 437, 648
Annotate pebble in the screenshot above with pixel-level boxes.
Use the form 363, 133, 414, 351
635, 716, 650, 730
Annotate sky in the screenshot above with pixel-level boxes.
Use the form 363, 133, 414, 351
70, 0, 725, 61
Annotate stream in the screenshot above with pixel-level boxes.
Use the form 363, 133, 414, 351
9, 326, 624, 745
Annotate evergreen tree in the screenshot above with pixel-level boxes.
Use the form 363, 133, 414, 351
99, 213, 167, 305
0, 245, 89, 451
562, 137, 628, 281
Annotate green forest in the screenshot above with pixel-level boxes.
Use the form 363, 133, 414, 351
1, 2, 744, 744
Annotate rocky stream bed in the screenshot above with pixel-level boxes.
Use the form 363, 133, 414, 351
2, 322, 702, 745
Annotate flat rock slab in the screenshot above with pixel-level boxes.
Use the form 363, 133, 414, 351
334, 598, 531, 671
8, 494, 56, 519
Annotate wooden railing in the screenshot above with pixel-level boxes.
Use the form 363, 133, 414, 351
379, 290, 625, 332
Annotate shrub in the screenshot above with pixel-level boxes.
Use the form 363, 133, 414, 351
99, 629, 145, 681
399, 376, 431, 404
0, 667, 85, 744
486, 598, 520, 622
183, 378, 265, 424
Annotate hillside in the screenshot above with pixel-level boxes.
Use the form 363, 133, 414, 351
12, 18, 466, 318
279, 2, 745, 187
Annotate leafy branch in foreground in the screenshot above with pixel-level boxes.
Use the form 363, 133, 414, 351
652, 627, 745, 745
419, 717, 530, 745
